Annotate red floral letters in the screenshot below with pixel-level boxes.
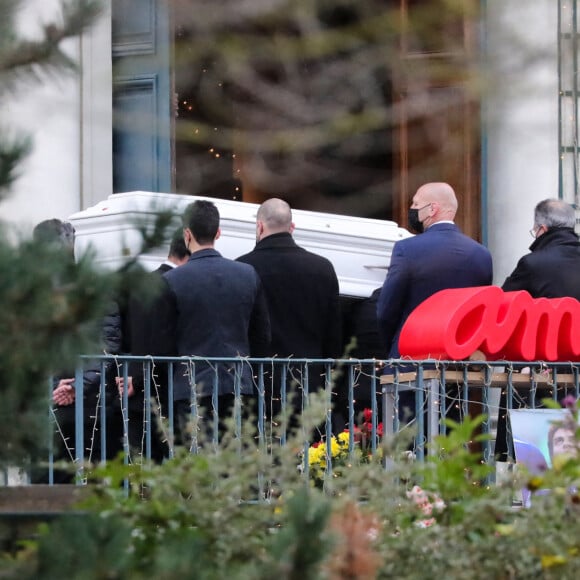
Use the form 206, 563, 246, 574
398, 286, 580, 362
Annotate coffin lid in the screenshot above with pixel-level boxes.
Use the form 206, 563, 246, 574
68, 191, 412, 298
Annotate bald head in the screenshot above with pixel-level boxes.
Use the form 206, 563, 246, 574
411, 182, 458, 230
256, 198, 295, 241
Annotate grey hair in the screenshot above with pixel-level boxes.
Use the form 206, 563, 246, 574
33, 219, 75, 248
534, 199, 576, 229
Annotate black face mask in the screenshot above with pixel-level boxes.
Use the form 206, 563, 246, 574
408, 208, 424, 234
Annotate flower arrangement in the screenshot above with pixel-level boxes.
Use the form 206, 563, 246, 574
356, 407, 383, 443
304, 408, 383, 486
306, 431, 353, 486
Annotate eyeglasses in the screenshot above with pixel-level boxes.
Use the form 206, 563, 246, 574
529, 225, 546, 239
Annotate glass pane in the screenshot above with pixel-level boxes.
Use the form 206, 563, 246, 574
561, 153, 578, 201
561, 96, 577, 147
560, 35, 578, 95
171, 2, 395, 219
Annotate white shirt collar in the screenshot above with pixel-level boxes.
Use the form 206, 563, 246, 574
429, 220, 455, 227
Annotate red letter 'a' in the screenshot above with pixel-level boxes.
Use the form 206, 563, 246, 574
399, 286, 501, 360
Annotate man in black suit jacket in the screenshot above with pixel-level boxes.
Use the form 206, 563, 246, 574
496, 198, 580, 461
151, 201, 271, 446
237, 198, 341, 431
117, 229, 190, 461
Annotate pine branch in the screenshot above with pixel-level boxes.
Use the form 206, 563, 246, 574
0, 134, 31, 200
0, 0, 103, 91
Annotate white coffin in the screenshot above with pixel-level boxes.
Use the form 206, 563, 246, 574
68, 191, 412, 298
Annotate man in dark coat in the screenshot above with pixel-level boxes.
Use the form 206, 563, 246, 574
376, 182, 493, 427
117, 229, 190, 461
502, 198, 580, 299
32, 219, 123, 481
496, 198, 580, 461
150, 200, 271, 446
236, 198, 341, 430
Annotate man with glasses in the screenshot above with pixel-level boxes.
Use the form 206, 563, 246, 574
502, 198, 580, 298
497, 198, 580, 463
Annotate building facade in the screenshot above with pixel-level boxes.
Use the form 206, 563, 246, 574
1, 0, 560, 285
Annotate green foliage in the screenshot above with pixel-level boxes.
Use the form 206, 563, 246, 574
16, 406, 580, 579
263, 489, 333, 580
0, 0, 103, 89
0, 0, 108, 462
35, 513, 132, 580
0, 235, 115, 462
0, 133, 31, 193
423, 415, 494, 501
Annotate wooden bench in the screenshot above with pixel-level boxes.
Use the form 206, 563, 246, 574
0, 485, 88, 553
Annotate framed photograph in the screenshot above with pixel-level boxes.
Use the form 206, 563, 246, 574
509, 408, 576, 507
509, 408, 571, 469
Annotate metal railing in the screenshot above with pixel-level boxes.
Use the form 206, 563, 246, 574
32, 356, 580, 485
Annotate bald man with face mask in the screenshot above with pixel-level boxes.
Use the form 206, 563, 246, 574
376, 182, 493, 427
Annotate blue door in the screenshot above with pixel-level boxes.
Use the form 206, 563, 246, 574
112, 0, 172, 193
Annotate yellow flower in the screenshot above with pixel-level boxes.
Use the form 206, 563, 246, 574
338, 431, 350, 445
308, 445, 325, 467
526, 476, 544, 492
330, 437, 341, 458
541, 554, 567, 569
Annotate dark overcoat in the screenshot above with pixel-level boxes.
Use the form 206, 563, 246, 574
502, 227, 580, 299
237, 232, 341, 359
